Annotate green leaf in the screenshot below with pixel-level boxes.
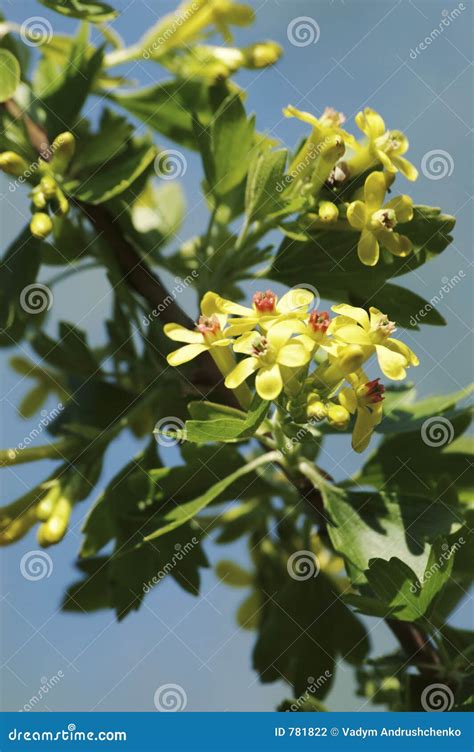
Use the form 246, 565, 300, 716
41, 24, 105, 137
277, 697, 327, 712
253, 569, 369, 697
66, 140, 156, 204
245, 148, 287, 222
268, 206, 456, 323
211, 94, 255, 196
302, 467, 463, 586
0, 227, 42, 346
39, 0, 118, 22
345, 539, 455, 621
109, 80, 215, 150
216, 560, 253, 587
158, 397, 269, 443
145, 451, 280, 541
0, 49, 20, 102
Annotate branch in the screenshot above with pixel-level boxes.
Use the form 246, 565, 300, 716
76, 201, 194, 329
387, 620, 443, 678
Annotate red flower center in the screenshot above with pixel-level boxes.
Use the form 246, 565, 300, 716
363, 378, 385, 404
253, 290, 277, 313
309, 310, 330, 333
196, 314, 221, 335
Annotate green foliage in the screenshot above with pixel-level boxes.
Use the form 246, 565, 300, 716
39, 0, 118, 22
0, 0, 471, 713
0, 49, 20, 102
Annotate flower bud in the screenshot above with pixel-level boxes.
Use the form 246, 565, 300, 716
318, 201, 339, 223
326, 402, 350, 430
50, 131, 76, 174
40, 175, 57, 199
307, 399, 327, 421
31, 188, 47, 209
243, 41, 282, 68
338, 344, 366, 375
0, 151, 29, 177
37, 496, 72, 546
30, 212, 53, 239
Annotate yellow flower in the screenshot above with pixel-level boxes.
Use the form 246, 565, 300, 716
225, 321, 311, 400
348, 107, 418, 181
346, 172, 414, 266
164, 292, 233, 366
295, 310, 332, 353
330, 303, 419, 381
214, 288, 314, 336
284, 105, 356, 149
339, 370, 385, 452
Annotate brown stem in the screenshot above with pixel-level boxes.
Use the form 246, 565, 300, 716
2, 100, 50, 159
387, 620, 442, 678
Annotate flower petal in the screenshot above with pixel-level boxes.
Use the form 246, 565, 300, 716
225, 357, 258, 389
355, 108, 386, 138
339, 387, 357, 414
225, 318, 258, 336
283, 104, 320, 128
364, 171, 386, 211
277, 342, 311, 367
201, 291, 220, 317
378, 230, 412, 257
233, 332, 259, 354
386, 338, 419, 366
278, 288, 314, 313
167, 343, 209, 366
255, 364, 283, 400
331, 304, 370, 331
358, 228, 380, 266
164, 323, 204, 344
215, 295, 253, 316
267, 319, 298, 349
375, 344, 407, 380
346, 200, 367, 230
385, 194, 414, 223
352, 408, 377, 452
333, 324, 373, 346
392, 154, 418, 181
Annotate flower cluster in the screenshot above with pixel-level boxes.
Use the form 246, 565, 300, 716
284, 105, 418, 267
0, 131, 76, 240
165, 289, 418, 452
